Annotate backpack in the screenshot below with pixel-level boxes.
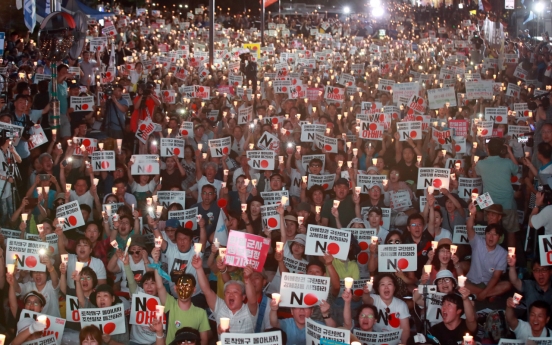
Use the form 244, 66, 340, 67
483, 310, 513, 342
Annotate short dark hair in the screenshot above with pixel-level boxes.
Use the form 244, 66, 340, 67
368, 207, 382, 216
538, 142, 552, 159
201, 184, 216, 193
407, 213, 425, 227
356, 304, 378, 324
441, 293, 464, 315
306, 260, 326, 274
485, 223, 504, 237
113, 178, 126, 186
175, 227, 193, 240
80, 266, 99, 287
373, 273, 398, 294
529, 300, 551, 317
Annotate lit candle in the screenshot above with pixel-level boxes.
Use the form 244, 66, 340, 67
508, 247, 515, 257
458, 275, 467, 287
124, 238, 132, 256
223, 169, 229, 176
344, 277, 354, 290
427, 186, 435, 194
220, 318, 230, 331
213, 238, 220, 249
75, 262, 84, 272
463, 333, 473, 345
219, 248, 227, 258
371, 236, 378, 245
241, 203, 247, 212
355, 186, 361, 195
276, 242, 284, 252
424, 265, 432, 274
194, 243, 202, 255
272, 293, 281, 303
281, 196, 288, 205
352, 148, 358, 156
37, 187, 42, 195
37, 315, 48, 326
155, 305, 165, 320
6, 264, 14, 274
316, 206, 321, 213
513, 293, 523, 306
333, 200, 340, 208
156, 205, 163, 218
198, 143, 203, 151
21, 213, 28, 223
473, 156, 479, 163
112, 187, 117, 194
450, 245, 457, 254
431, 241, 438, 250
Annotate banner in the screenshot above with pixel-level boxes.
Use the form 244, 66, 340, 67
307, 174, 336, 191
19, 309, 66, 345
397, 121, 422, 141
359, 121, 384, 140
352, 330, 402, 345
160, 138, 185, 158
70, 96, 94, 111
55, 201, 85, 231
6, 238, 49, 272
305, 225, 351, 260
377, 244, 417, 272
417, 168, 451, 190
279, 272, 330, 307
452, 225, 486, 244
157, 191, 186, 209
91, 151, 116, 172
221, 331, 282, 345
79, 304, 125, 335
130, 155, 160, 175
306, 318, 350, 345
209, 137, 232, 158
247, 150, 276, 170
225, 231, 271, 271
129, 292, 166, 327
427, 87, 457, 109
485, 107, 508, 124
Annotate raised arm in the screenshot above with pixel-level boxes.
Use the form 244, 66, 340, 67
151, 248, 168, 305
243, 265, 258, 316
504, 297, 519, 331
466, 202, 477, 241
191, 255, 217, 311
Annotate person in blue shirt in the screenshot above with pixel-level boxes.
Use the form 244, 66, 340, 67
100, 84, 129, 139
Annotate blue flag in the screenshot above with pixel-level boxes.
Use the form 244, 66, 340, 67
24, 0, 36, 32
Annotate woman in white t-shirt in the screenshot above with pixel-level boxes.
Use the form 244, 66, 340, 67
361, 273, 411, 344
107, 234, 153, 294
423, 192, 452, 241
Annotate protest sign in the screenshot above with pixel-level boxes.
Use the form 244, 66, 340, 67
157, 191, 186, 209
238, 106, 253, 125
168, 209, 198, 230
72, 137, 97, 156
261, 204, 281, 230
307, 174, 336, 191
179, 122, 194, 137
19, 309, 66, 345
221, 331, 282, 345
261, 190, 290, 206
25, 233, 58, 255
22, 335, 57, 345
301, 124, 326, 142
135, 118, 156, 144
6, 239, 49, 272
70, 96, 94, 112
66, 295, 80, 323
397, 121, 422, 141
257, 131, 280, 153
377, 244, 417, 272
453, 225, 486, 244
465, 81, 493, 99
458, 177, 482, 199
485, 107, 508, 124
160, 138, 185, 158
130, 155, 160, 175
129, 292, 166, 328
91, 151, 116, 171
357, 175, 386, 194
279, 272, 330, 307
359, 121, 384, 140
417, 168, 451, 190
208, 137, 232, 158
427, 87, 457, 109
314, 133, 337, 153
325, 85, 345, 103
306, 318, 350, 345
79, 304, 125, 335
225, 231, 271, 271
56, 201, 85, 231
353, 330, 402, 345
247, 150, 276, 170
305, 225, 351, 261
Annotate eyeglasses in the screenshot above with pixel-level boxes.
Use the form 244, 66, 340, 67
310, 164, 321, 168
25, 301, 41, 307
129, 250, 141, 255
359, 314, 374, 319
387, 240, 401, 244
80, 276, 92, 281
176, 341, 195, 344
437, 278, 452, 284
409, 223, 422, 227
534, 268, 550, 273
202, 192, 215, 196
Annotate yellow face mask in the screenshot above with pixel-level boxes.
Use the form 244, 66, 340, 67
175, 276, 195, 300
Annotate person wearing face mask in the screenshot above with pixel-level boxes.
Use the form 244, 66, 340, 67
74, 281, 129, 345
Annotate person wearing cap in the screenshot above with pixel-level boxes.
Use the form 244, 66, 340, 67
8, 249, 60, 317
505, 298, 552, 341
168, 327, 202, 345
7, 283, 46, 329
464, 202, 511, 301
427, 292, 478, 345
106, 234, 153, 295
474, 137, 520, 248
74, 281, 130, 345
321, 177, 358, 228
192, 255, 259, 334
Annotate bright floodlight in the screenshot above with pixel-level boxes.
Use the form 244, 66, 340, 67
372, 7, 384, 17
535, 2, 545, 12
344, 6, 350, 13
458, 3, 463, 8
370, 0, 380, 6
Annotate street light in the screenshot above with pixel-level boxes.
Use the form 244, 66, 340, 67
372, 7, 384, 17
344, 6, 350, 13
535, 2, 545, 12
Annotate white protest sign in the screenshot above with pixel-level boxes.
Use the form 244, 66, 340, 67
179, 122, 194, 137
19, 309, 66, 345
72, 137, 98, 156
70, 96, 94, 111
279, 272, 330, 307
66, 295, 80, 323
427, 87, 457, 109
357, 175, 386, 194
305, 224, 351, 260
359, 121, 384, 141
397, 121, 422, 141
261, 204, 280, 230
377, 244, 417, 272
168, 209, 197, 230
221, 331, 282, 345
208, 137, 232, 158
21, 335, 57, 345
301, 124, 326, 142
130, 155, 160, 175
485, 107, 508, 124
306, 318, 350, 345
417, 168, 451, 190
307, 174, 336, 191
55, 201, 85, 231
352, 330, 402, 345
79, 304, 125, 335
314, 133, 337, 153
6, 239, 49, 272
157, 191, 186, 210
129, 292, 165, 327
260, 190, 290, 206
257, 131, 280, 153
135, 118, 156, 144
458, 177, 482, 199
91, 151, 116, 172
25, 233, 58, 255
247, 150, 276, 170
160, 138, 185, 158
453, 225, 486, 244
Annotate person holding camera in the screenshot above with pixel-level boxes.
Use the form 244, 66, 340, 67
239, 50, 257, 92
100, 84, 129, 139
130, 81, 161, 133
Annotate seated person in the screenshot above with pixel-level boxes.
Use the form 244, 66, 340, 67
428, 293, 478, 345
506, 299, 552, 341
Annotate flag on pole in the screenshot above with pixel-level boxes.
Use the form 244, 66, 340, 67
214, 210, 228, 246
24, 0, 36, 32
264, 0, 277, 7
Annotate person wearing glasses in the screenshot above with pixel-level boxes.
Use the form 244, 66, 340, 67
107, 234, 153, 296
7, 286, 46, 333
190, 184, 221, 239
508, 254, 552, 314
401, 213, 434, 280
343, 294, 378, 333
421, 239, 459, 284
361, 273, 411, 344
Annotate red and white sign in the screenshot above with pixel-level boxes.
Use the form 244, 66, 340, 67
359, 121, 384, 140
6, 239, 49, 272
261, 204, 280, 230
136, 118, 156, 144
91, 150, 115, 172
179, 121, 194, 137
378, 244, 417, 272
225, 231, 271, 272
19, 309, 66, 345
305, 225, 351, 261
485, 107, 508, 124
161, 90, 176, 104
407, 94, 427, 115
279, 272, 330, 308
247, 150, 276, 170
209, 137, 232, 158
397, 121, 422, 141
325, 85, 345, 103
130, 155, 160, 175
79, 304, 126, 335
417, 168, 451, 190
70, 96, 94, 112
56, 201, 85, 231
129, 292, 166, 328
73, 137, 98, 156
160, 138, 185, 158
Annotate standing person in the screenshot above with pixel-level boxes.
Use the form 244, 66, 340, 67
79, 51, 101, 87
10, 94, 33, 192
100, 84, 129, 139
474, 138, 519, 248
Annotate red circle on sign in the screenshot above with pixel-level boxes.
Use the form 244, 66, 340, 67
333, 88, 339, 94
433, 179, 442, 188
181, 130, 188, 136
146, 165, 153, 173
397, 258, 409, 270
146, 298, 158, 311
68, 215, 78, 226
140, 124, 146, 131
164, 91, 170, 96
260, 160, 269, 168
496, 116, 503, 122
292, 79, 297, 85
358, 252, 369, 264
410, 130, 417, 138
268, 218, 278, 228
472, 188, 478, 193
386, 86, 392, 90
104, 322, 116, 334
282, 87, 288, 92
25, 256, 37, 268
368, 123, 377, 131
322, 183, 329, 189
324, 144, 332, 151
438, 138, 445, 145
82, 104, 89, 110
392, 113, 399, 119
296, 86, 302, 91
106, 72, 112, 77
217, 199, 227, 208
272, 118, 279, 124
199, 87, 204, 92
173, 148, 181, 156
415, 116, 423, 121
184, 221, 193, 228
359, 242, 369, 251
354, 289, 364, 297
407, 109, 414, 115
222, 147, 229, 154
101, 161, 110, 169
511, 176, 518, 183
327, 243, 340, 255
304, 293, 318, 306
379, 114, 385, 122
481, 129, 488, 135
418, 98, 424, 105
455, 145, 461, 152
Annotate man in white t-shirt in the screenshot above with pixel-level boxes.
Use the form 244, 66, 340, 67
59, 237, 107, 289
506, 298, 552, 342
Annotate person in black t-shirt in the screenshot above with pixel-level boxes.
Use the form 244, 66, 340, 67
428, 293, 478, 345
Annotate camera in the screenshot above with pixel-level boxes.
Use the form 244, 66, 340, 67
528, 92, 550, 110
103, 84, 115, 96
